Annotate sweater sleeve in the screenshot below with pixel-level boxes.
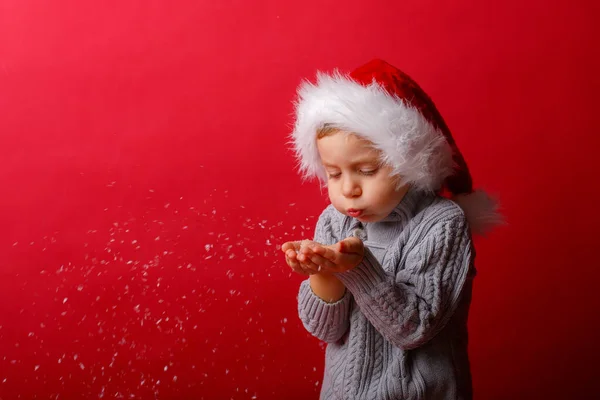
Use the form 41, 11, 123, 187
333, 212, 473, 350
297, 205, 353, 343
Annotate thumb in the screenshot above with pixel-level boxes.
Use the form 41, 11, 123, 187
281, 241, 299, 252
338, 237, 363, 254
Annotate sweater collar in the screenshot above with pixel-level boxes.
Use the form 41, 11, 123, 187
348, 186, 433, 237
381, 185, 431, 223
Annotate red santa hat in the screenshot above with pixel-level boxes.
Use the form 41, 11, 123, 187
291, 59, 502, 236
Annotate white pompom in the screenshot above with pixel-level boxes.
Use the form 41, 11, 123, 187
452, 190, 505, 236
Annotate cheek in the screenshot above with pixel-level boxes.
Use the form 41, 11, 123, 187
327, 186, 345, 208
326, 185, 337, 201
326, 184, 334, 198
374, 184, 402, 206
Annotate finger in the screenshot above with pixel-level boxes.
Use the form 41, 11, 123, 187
285, 255, 293, 268
281, 241, 299, 253
296, 254, 319, 271
303, 245, 336, 267
313, 244, 339, 263
296, 250, 307, 262
294, 258, 316, 275
299, 240, 316, 253
310, 243, 328, 256
285, 251, 300, 266
307, 253, 337, 271
299, 245, 319, 260
286, 249, 297, 259
297, 254, 320, 272
339, 237, 363, 255
296, 247, 323, 272
297, 248, 312, 260
287, 256, 309, 276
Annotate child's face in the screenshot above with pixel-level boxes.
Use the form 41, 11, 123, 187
317, 131, 409, 223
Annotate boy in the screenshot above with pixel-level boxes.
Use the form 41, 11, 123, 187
281, 59, 501, 399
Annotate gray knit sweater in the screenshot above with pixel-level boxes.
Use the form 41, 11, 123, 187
297, 187, 475, 400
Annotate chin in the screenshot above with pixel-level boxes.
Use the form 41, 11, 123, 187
356, 214, 379, 223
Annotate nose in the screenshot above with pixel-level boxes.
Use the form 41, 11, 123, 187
342, 176, 362, 198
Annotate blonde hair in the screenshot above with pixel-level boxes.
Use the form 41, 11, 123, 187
316, 123, 341, 139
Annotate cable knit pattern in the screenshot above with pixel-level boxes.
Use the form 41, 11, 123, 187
297, 188, 476, 400
298, 205, 353, 343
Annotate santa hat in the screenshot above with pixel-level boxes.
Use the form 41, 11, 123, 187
290, 59, 503, 236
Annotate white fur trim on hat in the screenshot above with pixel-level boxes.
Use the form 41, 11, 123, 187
291, 71, 455, 192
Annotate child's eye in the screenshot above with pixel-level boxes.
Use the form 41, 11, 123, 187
359, 169, 378, 176
328, 173, 341, 179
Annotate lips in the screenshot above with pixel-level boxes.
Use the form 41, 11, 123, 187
347, 209, 363, 218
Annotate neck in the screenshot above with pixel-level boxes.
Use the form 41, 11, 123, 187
387, 185, 431, 222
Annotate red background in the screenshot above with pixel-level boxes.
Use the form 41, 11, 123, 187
1, 0, 599, 399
